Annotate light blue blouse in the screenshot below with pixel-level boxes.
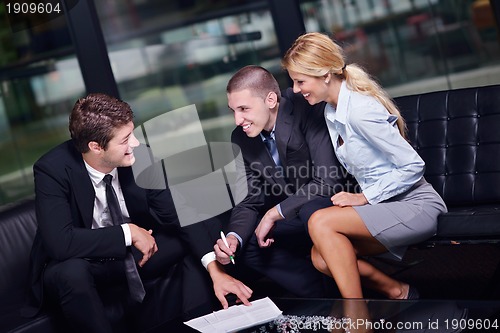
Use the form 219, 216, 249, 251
324, 81, 425, 204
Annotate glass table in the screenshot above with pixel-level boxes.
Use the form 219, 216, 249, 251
158, 297, 500, 333
242, 298, 500, 333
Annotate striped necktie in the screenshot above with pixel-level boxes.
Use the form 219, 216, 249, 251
263, 131, 281, 166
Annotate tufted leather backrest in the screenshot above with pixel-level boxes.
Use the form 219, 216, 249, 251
0, 198, 36, 308
395, 85, 500, 206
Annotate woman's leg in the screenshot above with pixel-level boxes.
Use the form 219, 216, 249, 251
308, 206, 376, 298
308, 206, 408, 299
356, 259, 409, 299
310, 246, 331, 277
311, 249, 410, 298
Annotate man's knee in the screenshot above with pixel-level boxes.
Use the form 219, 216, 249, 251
138, 233, 185, 278
44, 258, 94, 294
238, 234, 262, 263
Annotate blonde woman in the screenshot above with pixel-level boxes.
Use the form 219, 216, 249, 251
282, 32, 447, 299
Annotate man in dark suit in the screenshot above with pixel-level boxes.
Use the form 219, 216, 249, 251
213, 65, 346, 297
27, 93, 250, 333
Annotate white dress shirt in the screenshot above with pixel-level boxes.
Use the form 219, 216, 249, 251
84, 161, 132, 246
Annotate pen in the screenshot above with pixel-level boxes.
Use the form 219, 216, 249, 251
220, 231, 235, 265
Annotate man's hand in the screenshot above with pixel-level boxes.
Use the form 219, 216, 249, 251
255, 206, 281, 248
214, 234, 238, 265
330, 192, 368, 207
207, 261, 253, 309
128, 224, 158, 267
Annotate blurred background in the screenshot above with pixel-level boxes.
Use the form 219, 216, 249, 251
0, 0, 499, 207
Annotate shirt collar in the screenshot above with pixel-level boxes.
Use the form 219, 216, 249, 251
84, 160, 118, 187
333, 80, 350, 125
259, 123, 277, 142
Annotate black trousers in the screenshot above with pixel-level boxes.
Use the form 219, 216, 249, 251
43, 231, 212, 333
238, 216, 335, 298
298, 197, 334, 233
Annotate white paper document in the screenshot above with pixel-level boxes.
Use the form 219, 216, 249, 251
184, 297, 282, 332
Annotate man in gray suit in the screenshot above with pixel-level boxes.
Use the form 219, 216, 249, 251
211, 65, 346, 297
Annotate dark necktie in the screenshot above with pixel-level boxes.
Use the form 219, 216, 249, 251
103, 174, 146, 303
263, 131, 281, 166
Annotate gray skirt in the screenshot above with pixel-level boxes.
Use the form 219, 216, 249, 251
354, 177, 447, 260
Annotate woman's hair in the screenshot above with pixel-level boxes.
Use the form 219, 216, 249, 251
227, 65, 281, 102
282, 32, 406, 138
69, 93, 134, 153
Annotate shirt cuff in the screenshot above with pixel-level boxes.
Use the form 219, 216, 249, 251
276, 204, 284, 218
201, 251, 216, 270
227, 232, 242, 248
121, 224, 132, 246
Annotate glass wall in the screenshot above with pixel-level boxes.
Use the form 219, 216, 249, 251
299, 0, 500, 96
0, 3, 84, 205
0, 0, 499, 207
94, 0, 285, 143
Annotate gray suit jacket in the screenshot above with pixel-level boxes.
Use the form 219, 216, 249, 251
228, 88, 346, 246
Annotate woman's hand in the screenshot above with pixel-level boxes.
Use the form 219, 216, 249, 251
331, 192, 368, 207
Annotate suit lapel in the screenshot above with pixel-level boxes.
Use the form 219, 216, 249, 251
246, 135, 275, 170
67, 153, 95, 229
247, 135, 288, 189
274, 97, 293, 167
118, 167, 145, 221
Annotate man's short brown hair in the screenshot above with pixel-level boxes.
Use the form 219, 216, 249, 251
226, 65, 281, 102
69, 93, 134, 153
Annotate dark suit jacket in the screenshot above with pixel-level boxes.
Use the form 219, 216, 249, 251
228, 88, 346, 246
27, 140, 182, 309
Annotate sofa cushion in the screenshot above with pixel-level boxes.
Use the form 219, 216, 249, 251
0, 198, 71, 333
435, 204, 500, 240
0, 199, 37, 311
0, 310, 69, 333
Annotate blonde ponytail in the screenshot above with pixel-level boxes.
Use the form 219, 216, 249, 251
343, 64, 407, 138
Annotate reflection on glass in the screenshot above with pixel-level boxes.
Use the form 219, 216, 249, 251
0, 2, 82, 205
250, 298, 496, 333
94, 2, 283, 143
299, 0, 500, 96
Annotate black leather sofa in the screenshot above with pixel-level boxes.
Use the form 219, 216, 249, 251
0, 198, 188, 333
2, 84, 500, 332
395, 84, 500, 244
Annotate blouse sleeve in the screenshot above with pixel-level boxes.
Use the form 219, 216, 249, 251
349, 102, 425, 204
